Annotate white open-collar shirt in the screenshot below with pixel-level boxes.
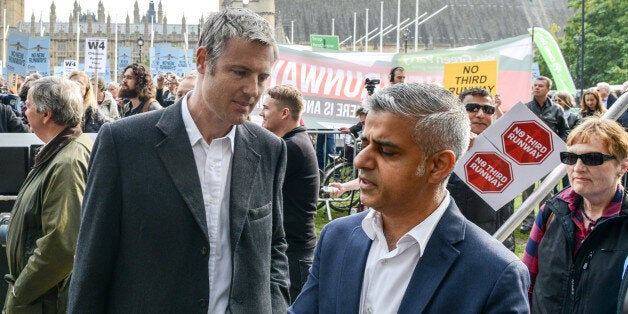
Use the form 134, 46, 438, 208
359, 192, 451, 314
182, 96, 235, 314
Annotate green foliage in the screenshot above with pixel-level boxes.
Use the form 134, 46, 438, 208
559, 0, 628, 88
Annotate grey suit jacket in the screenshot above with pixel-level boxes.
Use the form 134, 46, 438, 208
68, 101, 289, 313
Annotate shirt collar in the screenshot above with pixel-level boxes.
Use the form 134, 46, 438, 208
181, 96, 236, 151
361, 191, 451, 256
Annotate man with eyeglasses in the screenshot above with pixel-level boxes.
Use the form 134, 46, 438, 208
520, 76, 569, 233
447, 88, 515, 251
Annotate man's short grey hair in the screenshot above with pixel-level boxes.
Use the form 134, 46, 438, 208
198, 8, 277, 73
597, 82, 611, 92
30, 77, 84, 127
364, 83, 470, 166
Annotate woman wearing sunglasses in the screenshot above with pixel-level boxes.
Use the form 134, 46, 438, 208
522, 118, 628, 313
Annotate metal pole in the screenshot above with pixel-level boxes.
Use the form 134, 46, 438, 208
76, 12, 80, 65
290, 20, 294, 45
3, 9, 6, 66
114, 23, 118, 81
396, 0, 400, 52
379, 1, 384, 52
352, 12, 357, 52
580, 0, 585, 98
494, 94, 628, 242
365, 9, 369, 52
414, 0, 419, 52
331, 18, 335, 36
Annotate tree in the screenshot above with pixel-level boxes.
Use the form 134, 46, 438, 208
558, 0, 628, 89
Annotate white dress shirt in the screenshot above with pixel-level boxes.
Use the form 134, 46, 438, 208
182, 96, 235, 314
359, 192, 451, 314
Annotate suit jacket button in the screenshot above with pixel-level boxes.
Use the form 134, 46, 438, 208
200, 246, 208, 255
198, 298, 208, 308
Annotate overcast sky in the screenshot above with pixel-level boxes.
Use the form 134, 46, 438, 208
24, 0, 220, 24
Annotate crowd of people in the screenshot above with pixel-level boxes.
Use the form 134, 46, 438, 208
0, 7, 627, 314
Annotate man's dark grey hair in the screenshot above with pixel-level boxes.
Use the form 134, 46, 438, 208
30, 77, 84, 127
198, 8, 277, 73
364, 83, 470, 165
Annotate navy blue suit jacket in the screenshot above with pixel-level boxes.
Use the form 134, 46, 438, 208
289, 199, 530, 313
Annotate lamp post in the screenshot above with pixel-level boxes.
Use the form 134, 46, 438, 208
579, 0, 585, 99
137, 37, 144, 64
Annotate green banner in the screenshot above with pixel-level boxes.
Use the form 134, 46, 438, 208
310, 35, 340, 51
530, 27, 575, 94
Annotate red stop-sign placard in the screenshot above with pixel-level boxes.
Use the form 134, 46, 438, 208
465, 152, 513, 193
502, 120, 554, 165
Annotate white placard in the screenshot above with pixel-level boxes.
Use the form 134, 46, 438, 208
63, 59, 77, 78
85, 38, 107, 73
453, 103, 567, 210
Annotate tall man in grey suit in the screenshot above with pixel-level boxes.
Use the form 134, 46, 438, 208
68, 8, 290, 313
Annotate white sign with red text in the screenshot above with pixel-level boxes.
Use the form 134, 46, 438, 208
453, 103, 567, 210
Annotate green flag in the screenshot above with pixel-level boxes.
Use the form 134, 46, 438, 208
530, 27, 575, 94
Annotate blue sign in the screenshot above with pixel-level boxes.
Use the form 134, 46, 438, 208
27, 36, 50, 76
151, 45, 196, 77
7, 31, 29, 75
118, 47, 132, 77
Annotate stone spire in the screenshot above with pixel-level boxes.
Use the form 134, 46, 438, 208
50, 2, 56, 33
98, 1, 105, 22
158, 1, 163, 24
133, 1, 140, 24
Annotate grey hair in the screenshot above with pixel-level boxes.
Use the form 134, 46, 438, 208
364, 83, 471, 172
29, 77, 84, 127
198, 8, 277, 73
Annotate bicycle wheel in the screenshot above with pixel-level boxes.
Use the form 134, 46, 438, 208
317, 168, 327, 209
323, 162, 360, 212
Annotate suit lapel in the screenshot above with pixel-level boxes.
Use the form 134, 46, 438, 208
338, 224, 372, 313
155, 102, 209, 242
397, 201, 466, 313
229, 123, 260, 252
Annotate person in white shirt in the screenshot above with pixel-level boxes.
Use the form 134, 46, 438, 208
289, 83, 530, 313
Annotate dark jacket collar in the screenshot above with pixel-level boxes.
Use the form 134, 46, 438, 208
33, 126, 82, 169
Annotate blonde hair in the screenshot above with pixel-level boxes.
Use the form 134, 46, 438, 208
68, 70, 97, 112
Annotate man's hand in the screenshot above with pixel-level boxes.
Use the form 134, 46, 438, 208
338, 127, 351, 134
327, 182, 346, 197
156, 73, 165, 89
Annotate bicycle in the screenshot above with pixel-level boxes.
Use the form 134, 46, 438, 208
317, 139, 361, 220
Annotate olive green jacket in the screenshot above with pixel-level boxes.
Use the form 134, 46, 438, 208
4, 133, 92, 314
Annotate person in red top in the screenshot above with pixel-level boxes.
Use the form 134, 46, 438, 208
523, 118, 628, 313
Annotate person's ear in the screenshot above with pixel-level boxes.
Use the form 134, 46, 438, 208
195, 47, 208, 74
426, 150, 456, 184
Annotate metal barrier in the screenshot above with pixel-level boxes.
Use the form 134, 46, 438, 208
306, 129, 359, 221
494, 92, 628, 242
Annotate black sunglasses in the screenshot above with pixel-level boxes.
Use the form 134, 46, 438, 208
559, 152, 615, 166
465, 103, 495, 115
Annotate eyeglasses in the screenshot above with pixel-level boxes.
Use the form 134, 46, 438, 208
465, 103, 495, 115
559, 152, 615, 166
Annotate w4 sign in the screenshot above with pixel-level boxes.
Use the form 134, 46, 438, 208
85, 38, 107, 73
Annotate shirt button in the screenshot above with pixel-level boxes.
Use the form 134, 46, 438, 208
381, 259, 388, 265
198, 298, 208, 308
200, 246, 208, 256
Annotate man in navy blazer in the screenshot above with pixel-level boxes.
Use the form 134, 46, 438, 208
290, 83, 530, 313
69, 9, 289, 313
